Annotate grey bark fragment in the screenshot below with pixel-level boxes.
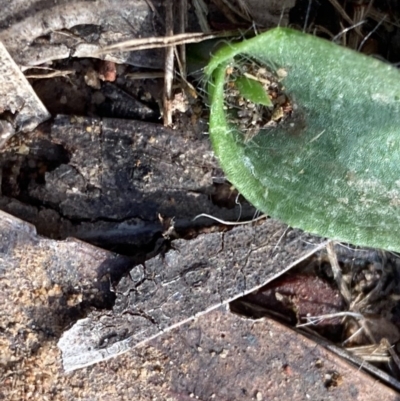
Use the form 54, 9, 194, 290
0, 120, 15, 148
0, 207, 133, 377
0, 41, 50, 136
58, 220, 327, 371
0, 208, 132, 294
0, 0, 164, 68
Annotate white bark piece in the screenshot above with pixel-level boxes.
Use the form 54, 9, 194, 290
0, 41, 50, 135
58, 221, 327, 371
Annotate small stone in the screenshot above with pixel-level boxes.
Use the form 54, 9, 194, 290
219, 349, 229, 359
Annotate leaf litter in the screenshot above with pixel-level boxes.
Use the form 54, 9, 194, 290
2, 0, 400, 398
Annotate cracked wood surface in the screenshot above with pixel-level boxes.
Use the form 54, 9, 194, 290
0, 115, 255, 246
58, 220, 327, 371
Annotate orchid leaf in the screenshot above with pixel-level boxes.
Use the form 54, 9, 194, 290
205, 28, 400, 252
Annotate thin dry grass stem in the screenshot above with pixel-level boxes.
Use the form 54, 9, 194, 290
23, 66, 75, 79
235, 192, 243, 220
328, 0, 360, 32
172, 27, 197, 95
347, 342, 391, 363
350, 256, 392, 312
180, 75, 199, 99
221, 0, 251, 21
312, 25, 336, 39
382, 338, 400, 371
210, 0, 240, 24
296, 311, 365, 327
303, 0, 312, 32
299, 329, 400, 391
174, 49, 199, 100
193, 0, 211, 32
326, 242, 352, 305
238, 300, 294, 324
343, 262, 393, 347
236, 0, 252, 20
297, 311, 365, 327
173, 47, 184, 81
171, 30, 199, 104
358, 318, 377, 344
342, 325, 366, 346
349, 292, 364, 312
369, 7, 400, 28
334, 0, 394, 50
178, 0, 188, 80
350, 281, 387, 313
144, 0, 157, 13
272, 225, 291, 254
363, 0, 375, 19
358, 14, 387, 51
95, 32, 232, 55
348, 2, 369, 48
300, 311, 377, 346
125, 72, 164, 80
332, 19, 366, 44
163, 0, 175, 126
193, 213, 267, 225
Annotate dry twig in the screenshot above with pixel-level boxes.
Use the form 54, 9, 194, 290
163, 0, 175, 126
178, 0, 188, 79
193, 0, 211, 32
326, 242, 352, 305
95, 32, 230, 54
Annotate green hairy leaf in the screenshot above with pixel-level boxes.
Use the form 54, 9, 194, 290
205, 27, 400, 252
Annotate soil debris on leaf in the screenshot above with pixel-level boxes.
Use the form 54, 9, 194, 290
223, 56, 293, 141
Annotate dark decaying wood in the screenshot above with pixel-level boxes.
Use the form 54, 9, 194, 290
0, 115, 256, 248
